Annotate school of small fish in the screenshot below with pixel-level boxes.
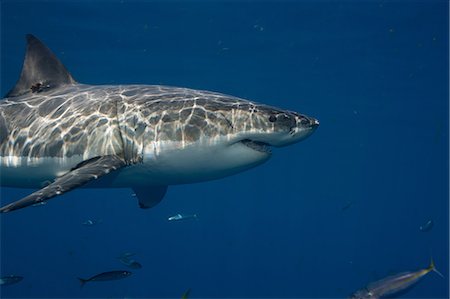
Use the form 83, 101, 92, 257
1, 209, 441, 298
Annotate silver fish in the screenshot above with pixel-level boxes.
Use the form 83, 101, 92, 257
168, 213, 198, 221
82, 219, 102, 226
118, 252, 135, 258
349, 259, 443, 299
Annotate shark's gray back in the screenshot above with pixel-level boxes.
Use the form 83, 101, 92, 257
0, 35, 295, 165
1, 85, 122, 161
0, 84, 257, 163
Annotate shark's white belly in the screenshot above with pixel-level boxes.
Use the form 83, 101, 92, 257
0, 156, 83, 188
119, 140, 270, 186
0, 139, 270, 189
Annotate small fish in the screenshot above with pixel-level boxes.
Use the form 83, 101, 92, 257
78, 270, 132, 288
120, 259, 142, 269
117, 253, 142, 269
82, 219, 102, 226
168, 213, 198, 221
419, 219, 434, 232
182, 288, 191, 299
349, 258, 443, 299
0, 275, 23, 286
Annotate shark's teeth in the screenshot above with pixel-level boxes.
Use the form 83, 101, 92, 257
241, 139, 271, 153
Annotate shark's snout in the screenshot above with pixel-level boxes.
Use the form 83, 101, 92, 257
278, 113, 319, 146
309, 117, 320, 128
293, 113, 319, 130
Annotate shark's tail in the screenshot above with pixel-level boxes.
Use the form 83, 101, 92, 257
428, 257, 444, 278
78, 277, 88, 288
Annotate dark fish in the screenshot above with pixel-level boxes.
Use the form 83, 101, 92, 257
419, 219, 434, 232
349, 258, 443, 299
78, 270, 132, 288
0, 275, 23, 286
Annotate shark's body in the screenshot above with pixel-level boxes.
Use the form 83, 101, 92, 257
1, 84, 276, 187
0, 35, 318, 213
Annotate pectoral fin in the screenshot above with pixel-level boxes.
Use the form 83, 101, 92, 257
132, 186, 167, 209
0, 155, 126, 213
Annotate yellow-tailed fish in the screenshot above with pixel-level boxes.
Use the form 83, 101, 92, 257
349, 258, 443, 299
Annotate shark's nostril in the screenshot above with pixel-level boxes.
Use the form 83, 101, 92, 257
310, 118, 320, 127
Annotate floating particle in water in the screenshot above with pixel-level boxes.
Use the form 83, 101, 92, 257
0, 275, 23, 286
341, 201, 353, 212
253, 24, 264, 31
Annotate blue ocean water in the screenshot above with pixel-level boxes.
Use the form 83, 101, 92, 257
0, 1, 448, 298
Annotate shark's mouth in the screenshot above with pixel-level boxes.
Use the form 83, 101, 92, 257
241, 139, 272, 153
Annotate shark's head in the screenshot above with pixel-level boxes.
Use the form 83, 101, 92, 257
134, 92, 319, 185
163, 100, 320, 183
202, 101, 320, 180
229, 104, 319, 152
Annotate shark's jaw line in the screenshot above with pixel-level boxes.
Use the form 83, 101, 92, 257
0, 34, 319, 213
240, 139, 272, 153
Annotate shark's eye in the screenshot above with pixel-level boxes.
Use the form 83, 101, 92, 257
269, 115, 277, 122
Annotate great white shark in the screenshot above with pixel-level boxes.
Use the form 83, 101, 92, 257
0, 34, 319, 213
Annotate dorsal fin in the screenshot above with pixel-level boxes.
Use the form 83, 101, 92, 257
6, 34, 76, 97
